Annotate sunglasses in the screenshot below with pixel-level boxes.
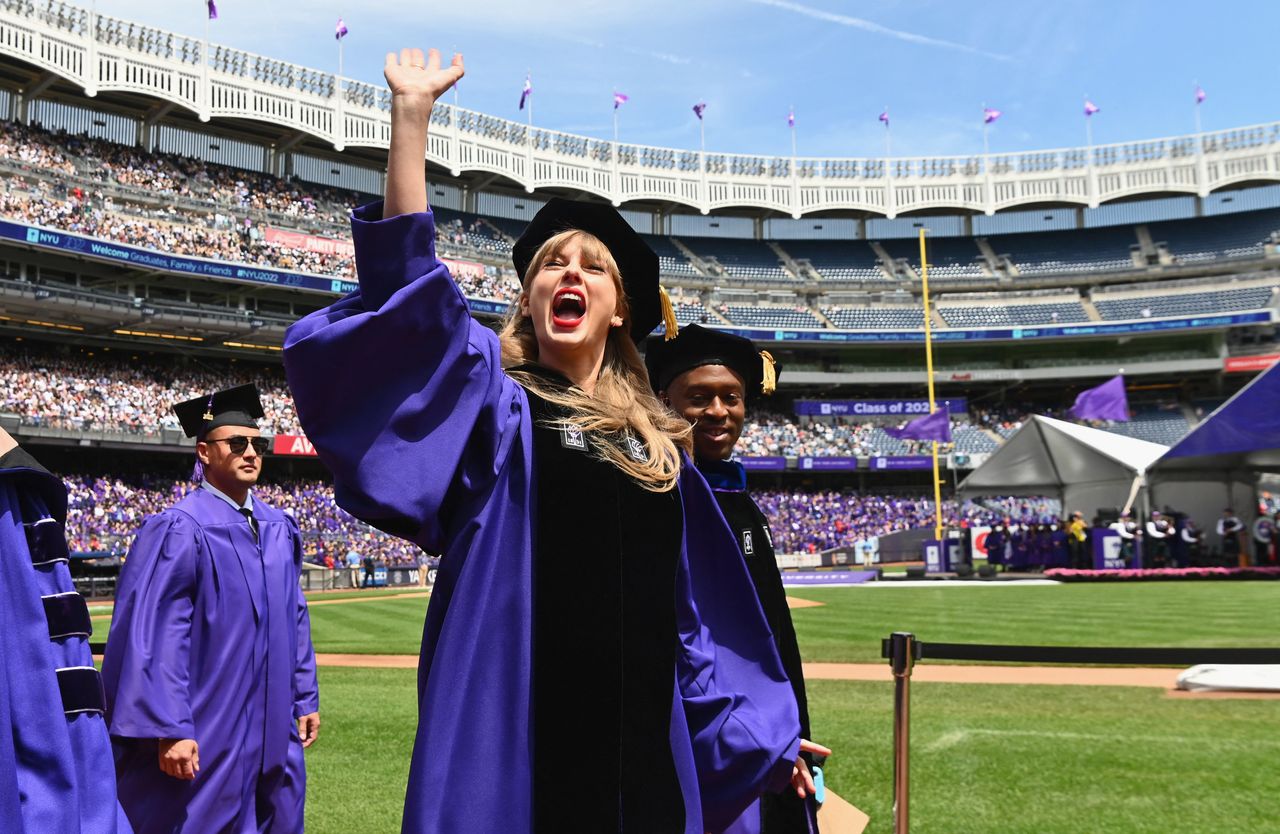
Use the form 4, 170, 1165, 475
207, 436, 271, 456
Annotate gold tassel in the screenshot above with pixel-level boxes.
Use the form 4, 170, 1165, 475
760, 350, 777, 395
659, 286, 679, 341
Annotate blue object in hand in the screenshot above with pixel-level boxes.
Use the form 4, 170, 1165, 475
812, 765, 825, 807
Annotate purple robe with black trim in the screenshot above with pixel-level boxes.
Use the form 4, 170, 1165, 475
0, 446, 131, 833
101, 488, 318, 834
282, 202, 801, 834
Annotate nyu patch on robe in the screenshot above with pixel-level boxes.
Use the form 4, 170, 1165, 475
742, 529, 754, 557
560, 423, 587, 451
624, 434, 647, 462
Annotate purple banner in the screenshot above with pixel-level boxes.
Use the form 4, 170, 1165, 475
798, 456, 859, 472
781, 570, 879, 586
739, 456, 787, 472
795, 398, 967, 417
870, 456, 935, 471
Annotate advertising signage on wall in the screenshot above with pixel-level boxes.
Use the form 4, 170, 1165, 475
1223, 354, 1280, 373
795, 398, 967, 417
272, 434, 319, 456
739, 457, 787, 471
0, 219, 359, 295
798, 456, 859, 471
869, 456, 936, 471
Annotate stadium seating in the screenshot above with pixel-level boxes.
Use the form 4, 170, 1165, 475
991, 226, 1139, 275
721, 305, 823, 328
433, 206, 514, 258
879, 236, 988, 281
1148, 209, 1280, 263
642, 234, 701, 278
680, 236, 796, 281
1092, 409, 1191, 445
780, 239, 888, 281
938, 301, 1090, 327
822, 306, 925, 329
1093, 286, 1276, 320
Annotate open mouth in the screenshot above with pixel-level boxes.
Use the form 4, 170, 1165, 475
699, 425, 731, 443
551, 288, 586, 328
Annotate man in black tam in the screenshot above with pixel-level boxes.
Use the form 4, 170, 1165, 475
101, 385, 321, 834
647, 325, 826, 833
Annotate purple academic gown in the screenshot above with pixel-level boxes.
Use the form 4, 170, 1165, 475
282, 203, 801, 834
101, 488, 319, 834
0, 447, 132, 833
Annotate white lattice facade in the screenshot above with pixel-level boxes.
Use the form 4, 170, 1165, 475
3, 0, 1280, 218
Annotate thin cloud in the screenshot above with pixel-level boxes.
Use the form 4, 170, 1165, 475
744, 0, 1015, 63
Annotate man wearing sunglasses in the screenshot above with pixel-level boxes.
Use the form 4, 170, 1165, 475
102, 384, 319, 834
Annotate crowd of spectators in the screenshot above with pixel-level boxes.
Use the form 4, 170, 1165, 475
754, 490, 1060, 553
0, 120, 515, 299
62, 471, 1055, 561
0, 342, 300, 435
63, 474, 425, 567
740, 411, 941, 457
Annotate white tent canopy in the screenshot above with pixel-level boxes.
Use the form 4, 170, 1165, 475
958, 415, 1169, 515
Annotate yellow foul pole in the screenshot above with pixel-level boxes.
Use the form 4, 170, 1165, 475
918, 229, 944, 541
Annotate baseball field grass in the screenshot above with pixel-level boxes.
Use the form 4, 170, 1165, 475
95, 581, 1280, 832
291, 580, 1280, 661
306, 667, 1279, 834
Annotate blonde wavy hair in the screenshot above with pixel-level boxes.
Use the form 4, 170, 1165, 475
499, 229, 691, 492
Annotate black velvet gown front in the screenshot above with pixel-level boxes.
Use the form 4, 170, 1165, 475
519, 366, 686, 833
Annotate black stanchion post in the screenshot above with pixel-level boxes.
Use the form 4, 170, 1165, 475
889, 631, 916, 834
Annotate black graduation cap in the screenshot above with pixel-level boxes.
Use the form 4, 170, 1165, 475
512, 197, 675, 343
172, 384, 265, 439
644, 324, 779, 398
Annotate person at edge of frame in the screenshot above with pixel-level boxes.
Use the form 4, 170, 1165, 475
101, 385, 320, 834
0, 425, 133, 833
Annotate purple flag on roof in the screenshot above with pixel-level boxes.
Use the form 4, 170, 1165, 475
879, 108, 889, 126
983, 107, 1001, 124
1084, 99, 1099, 117
1195, 85, 1207, 104
693, 102, 706, 120
788, 108, 795, 128
613, 91, 629, 110
1068, 375, 1130, 422
335, 18, 348, 40
519, 75, 532, 110
883, 406, 952, 443
206, 0, 218, 20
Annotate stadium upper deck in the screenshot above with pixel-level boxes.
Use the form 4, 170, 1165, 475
2, 0, 1280, 220
0, 0, 1276, 370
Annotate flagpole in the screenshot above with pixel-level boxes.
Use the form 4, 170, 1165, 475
1193, 80, 1202, 135
526, 69, 532, 127
919, 228, 944, 542
1085, 97, 1093, 150
884, 106, 892, 159
790, 103, 797, 160
201, 8, 211, 122
981, 103, 990, 161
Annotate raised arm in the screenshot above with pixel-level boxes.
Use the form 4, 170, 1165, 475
283, 47, 522, 555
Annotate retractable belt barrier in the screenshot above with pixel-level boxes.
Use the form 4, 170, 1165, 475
880, 632, 1280, 834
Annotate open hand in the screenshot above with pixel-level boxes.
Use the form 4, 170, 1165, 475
384, 48, 464, 109
158, 738, 200, 780
791, 738, 832, 798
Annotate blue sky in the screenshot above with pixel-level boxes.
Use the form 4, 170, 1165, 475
101, 0, 1276, 159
